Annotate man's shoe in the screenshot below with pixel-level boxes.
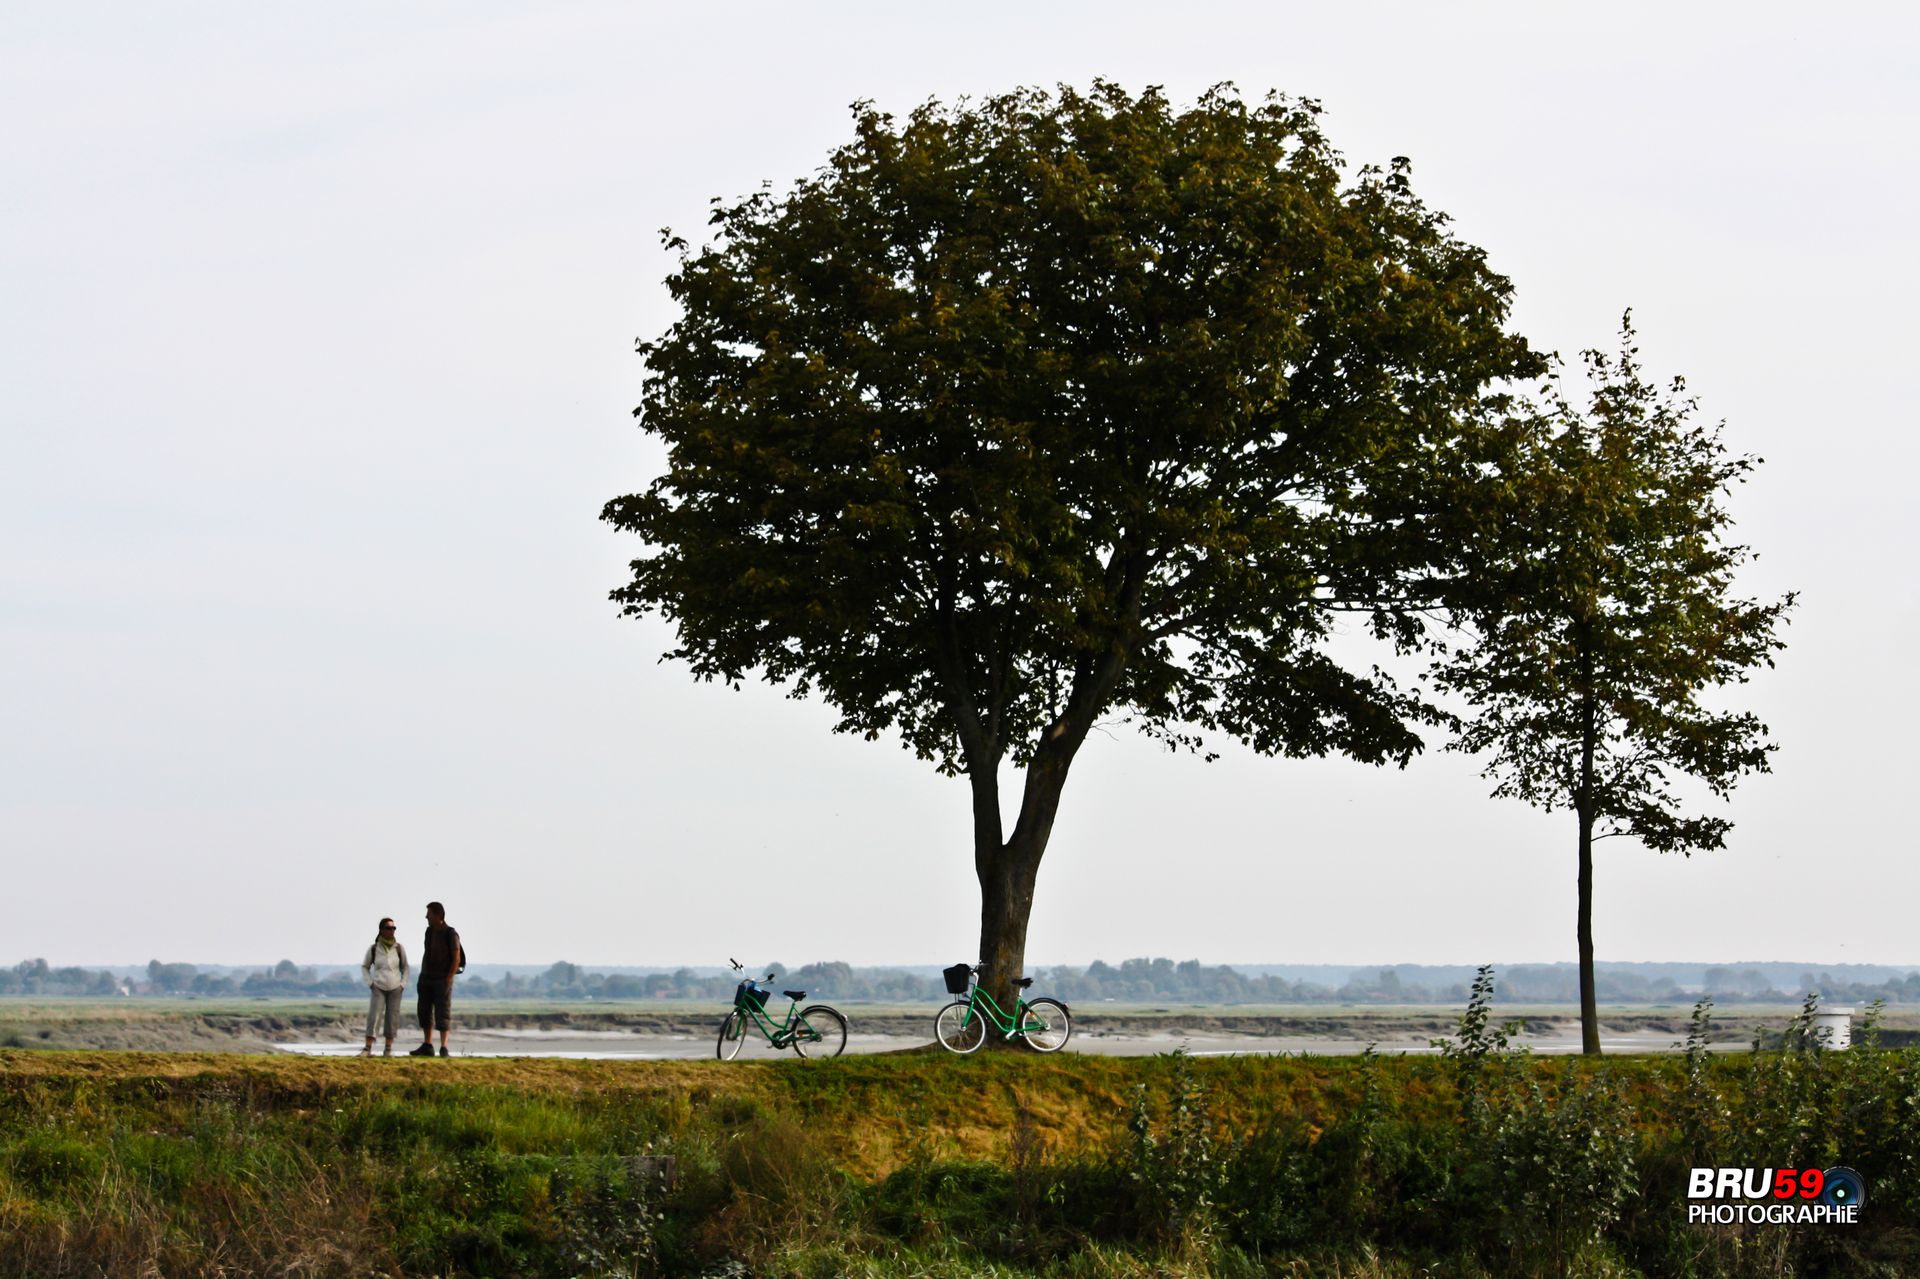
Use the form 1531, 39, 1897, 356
382, 1044, 393, 1057
408, 1043, 435, 1057
356, 1045, 371, 1057
438, 1046, 449, 1057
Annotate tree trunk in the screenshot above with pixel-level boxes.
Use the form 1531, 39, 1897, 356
971, 737, 1078, 1040
1577, 806, 1600, 1055
955, 568, 1142, 1043
1576, 650, 1601, 1056
976, 829, 1045, 1035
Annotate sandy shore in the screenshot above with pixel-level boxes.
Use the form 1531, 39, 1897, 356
273, 1023, 1723, 1059
4, 999, 1838, 1056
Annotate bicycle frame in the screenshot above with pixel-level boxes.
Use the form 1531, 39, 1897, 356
950, 984, 1046, 1039
733, 989, 815, 1049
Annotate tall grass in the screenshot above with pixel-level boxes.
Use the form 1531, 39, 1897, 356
1, 1023, 1916, 1277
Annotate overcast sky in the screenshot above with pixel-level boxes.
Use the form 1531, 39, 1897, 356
3, 4, 1914, 971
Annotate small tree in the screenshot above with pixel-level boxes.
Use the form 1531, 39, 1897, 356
605, 83, 1541, 1011
1438, 318, 1793, 1054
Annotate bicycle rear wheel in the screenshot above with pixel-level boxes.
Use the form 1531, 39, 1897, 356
934, 1000, 987, 1053
1018, 997, 1071, 1052
716, 1010, 748, 1060
792, 1005, 847, 1058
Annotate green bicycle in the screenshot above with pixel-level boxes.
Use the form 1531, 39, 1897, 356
934, 962, 1071, 1053
717, 959, 848, 1060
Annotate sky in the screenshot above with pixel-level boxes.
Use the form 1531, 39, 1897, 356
3, 4, 1915, 970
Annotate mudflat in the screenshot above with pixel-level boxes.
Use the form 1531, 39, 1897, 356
4, 997, 1884, 1057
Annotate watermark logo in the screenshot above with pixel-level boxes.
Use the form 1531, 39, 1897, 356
1686, 1166, 1863, 1225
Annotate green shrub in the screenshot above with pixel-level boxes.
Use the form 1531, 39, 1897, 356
1124, 1050, 1223, 1250
870, 1162, 1013, 1246
1478, 1062, 1637, 1277
115, 1132, 197, 1201
548, 1157, 662, 1279
5, 1129, 103, 1197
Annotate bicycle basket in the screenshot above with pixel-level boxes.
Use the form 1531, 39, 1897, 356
942, 964, 973, 995
735, 981, 769, 1012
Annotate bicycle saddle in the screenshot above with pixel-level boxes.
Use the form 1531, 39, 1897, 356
784, 989, 806, 1001
1016, 977, 1034, 989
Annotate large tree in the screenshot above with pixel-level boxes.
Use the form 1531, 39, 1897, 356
604, 83, 1541, 1010
1437, 319, 1794, 1054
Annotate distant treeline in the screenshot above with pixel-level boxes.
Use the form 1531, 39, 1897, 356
1040, 960, 1920, 1006
10, 956, 1920, 1005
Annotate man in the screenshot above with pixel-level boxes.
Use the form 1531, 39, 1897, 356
408, 901, 462, 1058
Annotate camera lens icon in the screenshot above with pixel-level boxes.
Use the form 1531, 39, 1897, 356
1820, 1167, 1864, 1210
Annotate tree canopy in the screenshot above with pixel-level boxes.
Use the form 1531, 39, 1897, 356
605, 83, 1544, 999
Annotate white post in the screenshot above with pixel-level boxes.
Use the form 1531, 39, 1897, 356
1811, 1006, 1853, 1051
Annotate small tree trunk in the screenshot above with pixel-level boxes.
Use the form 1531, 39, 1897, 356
1576, 649, 1601, 1056
1577, 806, 1600, 1055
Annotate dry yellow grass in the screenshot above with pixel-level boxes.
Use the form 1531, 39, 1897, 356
0, 1047, 1449, 1178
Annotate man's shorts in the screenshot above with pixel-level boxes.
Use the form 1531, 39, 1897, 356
417, 980, 451, 1032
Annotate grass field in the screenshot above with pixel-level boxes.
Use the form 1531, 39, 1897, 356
3, 1019, 1917, 1278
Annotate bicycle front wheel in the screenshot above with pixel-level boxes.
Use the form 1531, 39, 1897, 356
716, 1010, 748, 1060
934, 1000, 987, 1054
792, 1005, 847, 1058
1019, 998, 1071, 1053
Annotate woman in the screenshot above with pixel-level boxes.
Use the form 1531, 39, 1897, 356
359, 917, 409, 1057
